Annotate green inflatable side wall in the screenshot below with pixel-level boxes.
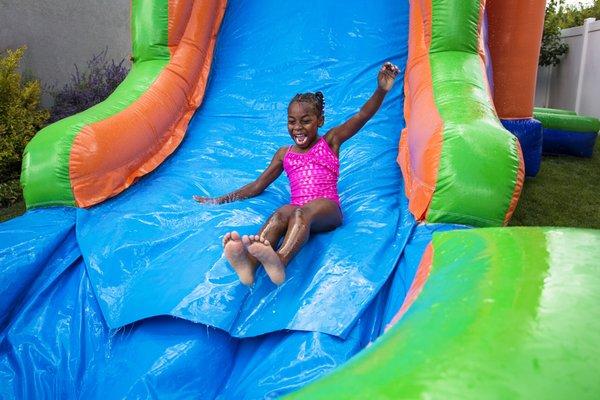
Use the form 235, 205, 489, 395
426, 0, 521, 227
288, 228, 600, 399
20, 0, 171, 208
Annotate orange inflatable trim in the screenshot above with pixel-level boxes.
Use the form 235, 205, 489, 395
398, 0, 444, 221
385, 243, 433, 331
487, 0, 546, 119
69, 0, 227, 207
398, 0, 524, 227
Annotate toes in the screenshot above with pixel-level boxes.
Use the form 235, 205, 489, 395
270, 272, 285, 286
242, 235, 250, 246
223, 232, 232, 246
231, 231, 240, 241
239, 275, 254, 286
243, 235, 269, 247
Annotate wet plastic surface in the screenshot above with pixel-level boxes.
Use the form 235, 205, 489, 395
76, 0, 412, 338
2, 216, 464, 399
0, 208, 75, 334
291, 228, 600, 399
380, 222, 467, 327
0, 214, 466, 399
1, 230, 238, 399
0, 0, 458, 398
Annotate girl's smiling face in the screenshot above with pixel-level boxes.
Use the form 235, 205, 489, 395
287, 101, 323, 149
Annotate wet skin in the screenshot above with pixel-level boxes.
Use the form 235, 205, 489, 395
206, 62, 400, 285
287, 101, 323, 151
223, 103, 342, 285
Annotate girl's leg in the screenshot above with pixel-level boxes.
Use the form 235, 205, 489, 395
257, 204, 298, 249
277, 199, 342, 265
244, 199, 342, 284
224, 205, 296, 285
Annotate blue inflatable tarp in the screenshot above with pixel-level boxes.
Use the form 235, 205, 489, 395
1, 1, 466, 398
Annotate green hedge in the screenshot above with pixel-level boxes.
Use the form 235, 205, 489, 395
0, 46, 49, 207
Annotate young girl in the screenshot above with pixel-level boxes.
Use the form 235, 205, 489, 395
194, 62, 400, 286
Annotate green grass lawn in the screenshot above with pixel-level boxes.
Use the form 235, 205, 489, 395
509, 140, 600, 229
1, 141, 599, 227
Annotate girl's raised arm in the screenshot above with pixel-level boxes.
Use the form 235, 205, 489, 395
194, 147, 287, 204
325, 62, 400, 149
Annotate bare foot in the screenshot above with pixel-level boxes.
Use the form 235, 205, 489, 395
223, 231, 257, 286
242, 235, 286, 285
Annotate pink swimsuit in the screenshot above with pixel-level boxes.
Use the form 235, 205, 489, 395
283, 137, 340, 207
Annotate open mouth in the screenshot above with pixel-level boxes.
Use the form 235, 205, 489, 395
293, 133, 308, 146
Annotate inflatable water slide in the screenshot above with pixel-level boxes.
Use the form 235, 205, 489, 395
2, 0, 598, 398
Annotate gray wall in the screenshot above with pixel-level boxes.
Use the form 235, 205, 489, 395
0, 0, 131, 106
535, 19, 600, 118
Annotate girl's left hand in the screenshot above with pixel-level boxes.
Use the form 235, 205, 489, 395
377, 62, 400, 92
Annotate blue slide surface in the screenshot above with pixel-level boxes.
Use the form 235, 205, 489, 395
0, 1, 464, 398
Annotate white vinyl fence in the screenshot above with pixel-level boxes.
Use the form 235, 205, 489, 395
535, 18, 600, 118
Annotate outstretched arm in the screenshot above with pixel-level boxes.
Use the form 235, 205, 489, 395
325, 62, 400, 149
194, 147, 287, 204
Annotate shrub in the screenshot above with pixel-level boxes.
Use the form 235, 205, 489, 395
48, 48, 129, 123
0, 46, 49, 206
553, 0, 600, 29
0, 180, 23, 207
540, 0, 569, 67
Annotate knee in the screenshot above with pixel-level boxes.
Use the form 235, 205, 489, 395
290, 208, 308, 224
271, 209, 289, 226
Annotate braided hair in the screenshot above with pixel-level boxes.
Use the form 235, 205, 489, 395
289, 91, 325, 125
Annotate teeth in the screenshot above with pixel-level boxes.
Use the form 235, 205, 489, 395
294, 134, 307, 145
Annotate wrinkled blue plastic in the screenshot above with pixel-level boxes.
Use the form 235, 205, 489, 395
0, 208, 75, 334
542, 127, 598, 158
3, 218, 469, 399
0, 1, 467, 398
501, 118, 543, 177
76, 0, 412, 338
0, 229, 238, 399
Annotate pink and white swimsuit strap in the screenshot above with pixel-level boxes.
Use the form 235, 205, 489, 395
283, 137, 340, 207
